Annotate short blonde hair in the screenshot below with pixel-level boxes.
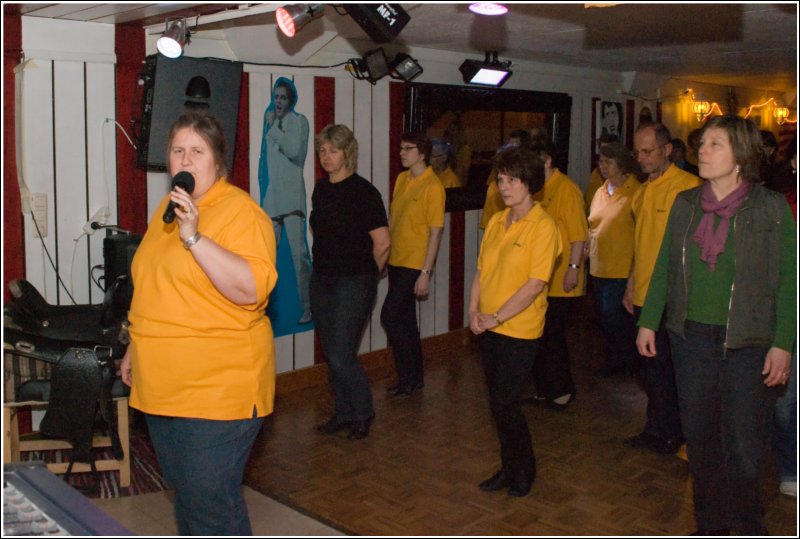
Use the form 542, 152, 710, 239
314, 124, 358, 173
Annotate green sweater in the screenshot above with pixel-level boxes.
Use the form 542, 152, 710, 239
639, 201, 796, 351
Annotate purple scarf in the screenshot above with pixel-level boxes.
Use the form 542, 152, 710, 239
692, 180, 751, 271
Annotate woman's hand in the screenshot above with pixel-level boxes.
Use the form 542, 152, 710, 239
469, 311, 499, 335
636, 327, 657, 357
120, 347, 132, 387
171, 186, 199, 241
762, 347, 791, 387
414, 272, 431, 298
563, 267, 579, 293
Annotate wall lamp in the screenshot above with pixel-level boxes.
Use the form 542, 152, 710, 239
459, 51, 512, 87
692, 95, 711, 122
157, 18, 190, 58
773, 105, 790, 125
276, 4, 324, 38
346, 49, 423, 84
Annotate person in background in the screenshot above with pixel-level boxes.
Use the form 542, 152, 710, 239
623, 122, 701, 455
686, 127, 703, 170
770, 139, 797, 499
527, 140, 587, 410
429, 138, 461, 188
469, 146, 561, 498
480, 129, 532, 229
122, 111, 277, 535
381, 133, 445, 397
759, 129, 779, 186
636, 115, 795, 535
586, 142, 641, 377
584, 132, 620, 213
444, 118, 472, 187
310, 124, 390, 441
670, 137, 699, 176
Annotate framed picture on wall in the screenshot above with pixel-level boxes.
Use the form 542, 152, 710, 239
595, 99, 625, 152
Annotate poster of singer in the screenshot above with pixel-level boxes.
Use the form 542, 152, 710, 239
258, 77, 313, 337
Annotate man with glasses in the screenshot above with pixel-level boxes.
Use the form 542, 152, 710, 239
623, 122, 701, 454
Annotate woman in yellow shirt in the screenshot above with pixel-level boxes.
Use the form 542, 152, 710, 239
587, 142, 641, 376
469, 146, 561, 498
121, 112, 277, 535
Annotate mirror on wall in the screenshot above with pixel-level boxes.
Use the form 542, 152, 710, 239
405, 83, 572, 212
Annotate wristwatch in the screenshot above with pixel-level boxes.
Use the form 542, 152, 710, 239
421, 268, 432, 275
568, 263, 580, 269
492, 312, 502, 324
182, 232, 202, 250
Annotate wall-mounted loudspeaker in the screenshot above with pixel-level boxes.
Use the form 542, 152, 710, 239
343, 4, 410, 43
138, 55, 243, 172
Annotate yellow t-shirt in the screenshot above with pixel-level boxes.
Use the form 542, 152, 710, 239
128, 178, 278, 420
478, 204, 561, 340
584, 167, 604, 214
437, 166, 461, 188
480, 170, 505, 229
588, 176, 642, 278
534, 169, 588, 297
388, 166, 446, 269
630, 164, 702, 306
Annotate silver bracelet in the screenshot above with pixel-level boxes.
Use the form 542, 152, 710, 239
182, 232, 202, 250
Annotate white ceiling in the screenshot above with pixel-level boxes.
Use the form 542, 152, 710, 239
11, 2, 798, 94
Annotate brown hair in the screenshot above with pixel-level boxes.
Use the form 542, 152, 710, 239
701, 115, 765, 182
166, 111, 228, 178
600, 142, 635, 175
401, 132, 433, 165
494, 147, 546, 194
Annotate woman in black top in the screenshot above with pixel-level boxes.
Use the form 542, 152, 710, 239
310, 124, 391, 440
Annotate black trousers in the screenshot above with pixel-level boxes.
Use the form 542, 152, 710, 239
479, 330, 538, 476
380, 265, 424, 388
533, 297, 576, 400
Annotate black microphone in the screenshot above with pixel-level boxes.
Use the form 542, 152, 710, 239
162, 171, 195, 224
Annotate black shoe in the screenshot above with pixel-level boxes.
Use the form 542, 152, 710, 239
387, 381, 424, 397
648, 436, 683, 455
316, 416, 351, 434
624, 431, 658, 448
347, 419, 372, 440
507, 470, 534, 497
479, 470, 509, 492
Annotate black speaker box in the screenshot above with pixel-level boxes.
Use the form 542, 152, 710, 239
343, 4, 410, 43
138, 55, 243, 172
103, 232, 142, 310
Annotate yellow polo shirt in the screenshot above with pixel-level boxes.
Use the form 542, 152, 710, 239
588, 176, 641, 278
630, 164, 701, 306
128, 178, 278, 420
584, 167, 604, 214
437, 166, 461, 188
480, 169, 504, 229
388, 166, 446, 269
478, 204, 561, 340
534, 169, 588, 297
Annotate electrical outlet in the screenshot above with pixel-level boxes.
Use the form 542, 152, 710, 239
31, 193, 48, 238
83, 206, 110, 235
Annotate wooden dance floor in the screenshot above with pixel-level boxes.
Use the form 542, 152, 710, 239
244, 297, 797, 536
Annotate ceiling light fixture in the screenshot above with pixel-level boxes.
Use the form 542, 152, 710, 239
468, 3, 508, 16
156, 18, 190, 58
388, 53, 423, 82
692, 94, 711, 122
346, 48, 390, 85
276, 4, 324, 38
459, 51, 512, 87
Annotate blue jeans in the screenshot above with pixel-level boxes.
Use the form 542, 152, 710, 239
310, 273, 377, 422
633, 306, 682, 443
146, 412, 263, 536
592, 277, 636, 371
671, 321, 779, 535
479, 331, 538, 476
380, 265, 424, 388
773, 345, 797, 483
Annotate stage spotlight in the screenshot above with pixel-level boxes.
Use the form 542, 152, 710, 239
157, 18, 190, 58
389, 53, 423, 82
346, 48, 390, 85
276, 4, 324, 37
459, 51, 512, 87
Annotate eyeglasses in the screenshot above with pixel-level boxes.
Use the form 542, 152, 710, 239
400, 145, 417, 152
633, 146, 662, 158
